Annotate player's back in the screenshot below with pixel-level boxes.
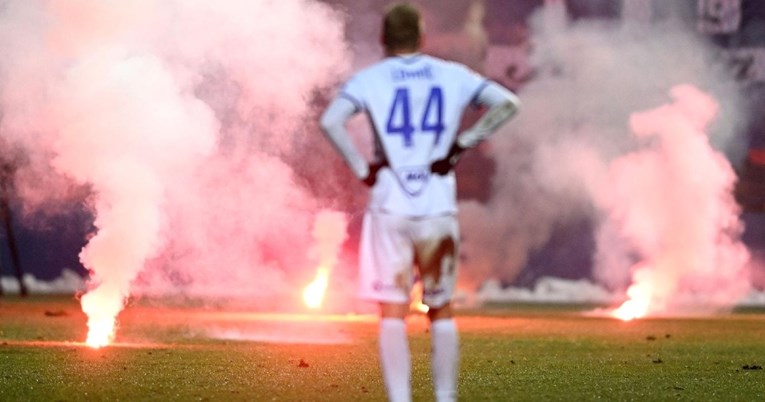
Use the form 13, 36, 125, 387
341, 54, 486, 216
346, 55, 484, 168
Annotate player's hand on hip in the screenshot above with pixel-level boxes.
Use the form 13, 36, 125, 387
363, 161, 386, 187
431, 142, 465, 176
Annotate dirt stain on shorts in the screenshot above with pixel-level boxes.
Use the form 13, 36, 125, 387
415, 236, 456, 286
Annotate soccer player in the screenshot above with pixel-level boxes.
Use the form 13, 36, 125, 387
320, 3, 520, 402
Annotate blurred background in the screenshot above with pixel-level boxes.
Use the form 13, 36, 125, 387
0, 0, 763, 304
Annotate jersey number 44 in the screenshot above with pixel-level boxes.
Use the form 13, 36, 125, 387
385, 86, 445, 148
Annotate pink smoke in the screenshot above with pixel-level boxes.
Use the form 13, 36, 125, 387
455, 3, 752, 309
604, 85, 750, 317
0, 0, 352, 342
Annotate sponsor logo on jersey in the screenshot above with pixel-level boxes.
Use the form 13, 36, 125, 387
392, 65, 433, 81
396, 166, 430, 196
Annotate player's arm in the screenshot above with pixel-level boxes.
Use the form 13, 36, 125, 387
432, 82, 521, 175
320, 97, 382, 186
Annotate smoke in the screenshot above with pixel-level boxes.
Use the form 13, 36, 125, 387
302, 210, 348, 309
606, 85, 750, 316
458, 1, 752, 311
51, 46, 220, 342
0, 0, 352, 338
0, 0, 756, 323
310, 210, 349, 270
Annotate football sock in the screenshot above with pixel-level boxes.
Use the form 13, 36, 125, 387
379, 318, 411, 402
431, 318, 459, 402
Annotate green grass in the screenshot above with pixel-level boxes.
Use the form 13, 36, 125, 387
1, 296, 764, 401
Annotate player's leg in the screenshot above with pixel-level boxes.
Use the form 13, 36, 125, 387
358, 212, 414, 402
379, 302, 411, 402
427, 303, 458, 402
414, 216, 460, 402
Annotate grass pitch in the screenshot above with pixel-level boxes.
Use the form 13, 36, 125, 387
1, 297, 763, 401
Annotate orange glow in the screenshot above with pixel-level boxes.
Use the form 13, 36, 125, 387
81, 288, 120, 348
410, 282, 429, 314
611, 282, 652, 321
411, 302, 429, 314
303, 266, 330, 309
1, 340, 169, 349
611, 299, 649, 321
85, 316, 115, 348
194, 311, 377, 323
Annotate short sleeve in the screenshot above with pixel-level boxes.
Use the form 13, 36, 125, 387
454, 64, 489, 108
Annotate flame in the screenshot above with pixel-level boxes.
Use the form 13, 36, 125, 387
411, 301, 430, 314
85, 316, 116, 348
81, 286, 121, 348
303, 266, 330, 309
611, 281, 653, 321
611, 298, 649, 322
410, 282, 429, 314
302, 210, 348, 310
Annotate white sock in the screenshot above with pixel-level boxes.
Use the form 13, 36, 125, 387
431, 319, 459, 402
379, 318, 411, 402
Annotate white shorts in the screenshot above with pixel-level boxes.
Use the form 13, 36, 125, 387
358, 211, 459, 308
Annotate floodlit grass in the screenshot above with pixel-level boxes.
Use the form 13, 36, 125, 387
1, 296, 764, 401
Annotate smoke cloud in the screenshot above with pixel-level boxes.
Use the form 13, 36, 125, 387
0, 0, 353, 338
458, 2, 752, 311
0, 0, 756, 322
606, 85, 749, 316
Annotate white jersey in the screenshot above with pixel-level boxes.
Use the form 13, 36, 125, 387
340, 54, 488, 217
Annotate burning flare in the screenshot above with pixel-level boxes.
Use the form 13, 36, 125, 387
81, 288, 121, 348
604, 85, 749, 320
410, 282, 429, 314
301, 210, 348, 310
611, 263, 657, 321
611, 286, 651, 321
85, 317, 115, 348
303, 266, 330, 309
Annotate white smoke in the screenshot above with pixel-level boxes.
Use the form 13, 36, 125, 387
310, 210, 349, 270
0, 0, 756, 321
458, 1, 752, 312
0, 0, 352, 339
605, 85, 750, 316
